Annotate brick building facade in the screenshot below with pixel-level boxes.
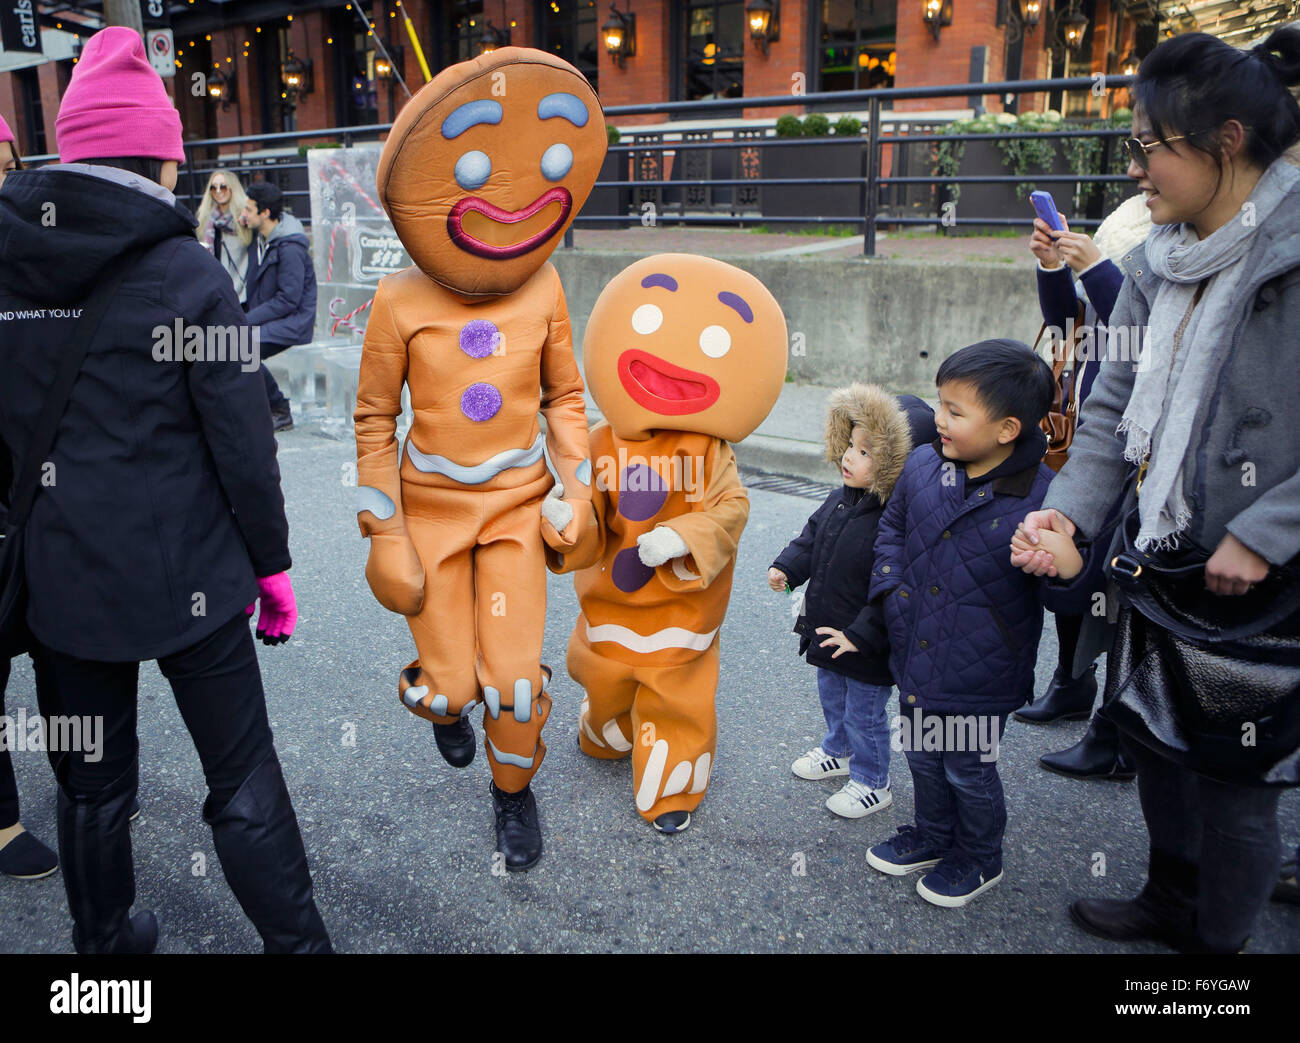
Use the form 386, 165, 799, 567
0, 1, 1288, 156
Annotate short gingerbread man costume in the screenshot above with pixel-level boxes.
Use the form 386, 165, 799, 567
544, 254, 787, 832
354, 47, 605, 868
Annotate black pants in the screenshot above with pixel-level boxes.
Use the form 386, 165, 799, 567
0, 656, 17, 829
31, 612, 275, 809
1055, 611, 1083, 676
1123, 734, 1282, 950
259, 342, 292, 411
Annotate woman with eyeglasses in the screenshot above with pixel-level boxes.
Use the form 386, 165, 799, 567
195, 169, 253, 304
1014, 27, 1300, 954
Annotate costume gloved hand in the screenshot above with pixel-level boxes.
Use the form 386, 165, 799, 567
245, 572, 298, 645
540, 486, 574, 532
637, 526, 690, 567
540, 486, 594, 552
365, 532, 426, 616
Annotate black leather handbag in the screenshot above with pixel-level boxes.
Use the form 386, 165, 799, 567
0, 260, 137, 659
1103, 505, 1300, 785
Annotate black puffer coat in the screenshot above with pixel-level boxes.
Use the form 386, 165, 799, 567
772, 389, 937, 684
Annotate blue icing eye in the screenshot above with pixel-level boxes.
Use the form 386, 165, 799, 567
540, 143, 573, 182
455, 150, 492, 191
575, 459, 592, 486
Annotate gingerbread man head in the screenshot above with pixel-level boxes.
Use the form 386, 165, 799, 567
377, 47, 606, 300
584, 254, 789, 443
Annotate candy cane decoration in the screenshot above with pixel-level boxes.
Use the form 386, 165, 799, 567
326, 223, 342, 281
329, 295, 374, 337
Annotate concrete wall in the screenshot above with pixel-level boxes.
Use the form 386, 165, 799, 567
550, 251, 1044, 399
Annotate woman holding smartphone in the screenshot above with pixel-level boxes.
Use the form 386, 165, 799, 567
1015, 27, 1300, 954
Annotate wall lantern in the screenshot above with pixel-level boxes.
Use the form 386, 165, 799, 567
208, 65, 237, 109
479, 20, 511, 53
1120, 49, 1139, 76
1059, 5, 1089, 52
602, 3, 636, 67
281, 51, 314, 103
376, 45, 404, 79
922, 0, 954, 42
745, 0, 780, 54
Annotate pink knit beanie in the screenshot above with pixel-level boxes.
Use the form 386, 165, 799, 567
0, 114, 14, 145
56, 27, 184, 163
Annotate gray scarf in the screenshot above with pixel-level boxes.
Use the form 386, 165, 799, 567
1118, 158, 1300, 551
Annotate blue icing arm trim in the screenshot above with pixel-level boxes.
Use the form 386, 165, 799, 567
574, 459, 593, 486
357, 486, 397, 521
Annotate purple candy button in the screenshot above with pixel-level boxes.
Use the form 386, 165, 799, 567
611, 546, 655, 594
618, 465, 669, 522
459, 319, 501, 359
461, 382, 502, 422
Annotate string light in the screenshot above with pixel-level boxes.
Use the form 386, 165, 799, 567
256, 27, 262, 33
205, 34, 211, 41
287, 14, 293, 22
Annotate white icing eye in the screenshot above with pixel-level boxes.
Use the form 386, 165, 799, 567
631, 304, 663, 335
454, 150, 492, 191
699, 324, 731, 358
540, 143, 574, 181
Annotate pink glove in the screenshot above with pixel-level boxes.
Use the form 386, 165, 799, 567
245, 572, 297, 645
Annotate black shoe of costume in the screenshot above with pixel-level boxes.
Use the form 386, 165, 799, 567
1015, 664, 1098, 724
1039, 716, 1136, 781
1068, 848, 1198, 951
432, 717, 476, 768
653, 811, 691, 834
0, 829, 59, 880
204, 751, 333, 954
57, 759, 158, 954
270, 401, 294, 432
491, 782, 542, 872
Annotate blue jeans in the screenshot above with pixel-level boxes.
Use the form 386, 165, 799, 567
903, 711, 1009, 873
816, 669, 892, 788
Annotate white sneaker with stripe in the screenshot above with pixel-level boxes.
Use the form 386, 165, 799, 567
791, 746, 851, 780
826, 779, 892, 819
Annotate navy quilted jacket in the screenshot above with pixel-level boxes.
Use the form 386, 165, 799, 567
869, 431, 1055, 715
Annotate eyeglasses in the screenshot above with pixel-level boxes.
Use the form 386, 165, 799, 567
210, 183, 230, 193
1124, 135, 1186, 170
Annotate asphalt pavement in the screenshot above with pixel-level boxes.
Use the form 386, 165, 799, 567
2, 424, 1296, 953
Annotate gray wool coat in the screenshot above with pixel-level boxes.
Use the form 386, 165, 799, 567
1043, 179, 1300, 568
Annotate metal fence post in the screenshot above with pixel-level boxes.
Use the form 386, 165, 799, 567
864, 96, 880, 257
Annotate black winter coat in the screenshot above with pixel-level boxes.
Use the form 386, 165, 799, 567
0, 167, 290, 661
773, 484, 893, 685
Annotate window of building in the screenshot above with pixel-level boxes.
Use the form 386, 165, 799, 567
15, 67, 45, 156
538, 0, 598, 92
818, 0, 896, 93
332, 6, 378, 127
255, 26, 292, 133
449, 0, 485, 65
682, 0, 745, 102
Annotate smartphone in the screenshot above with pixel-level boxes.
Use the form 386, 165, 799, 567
1030, 190, 1065, 231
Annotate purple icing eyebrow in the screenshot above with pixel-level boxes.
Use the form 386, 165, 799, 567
641, 273, 677, 292
718, 291, 753, 323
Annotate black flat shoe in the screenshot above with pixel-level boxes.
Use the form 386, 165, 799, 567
653, 811, 691, 834
270, 401, 294, 432
1015, 664, 1097, 724
0, 830, 58, 880
491, 782, 542, 871
432, 717, 476, 768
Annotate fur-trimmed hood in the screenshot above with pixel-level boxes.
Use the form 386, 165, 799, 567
824, 385, 936, 502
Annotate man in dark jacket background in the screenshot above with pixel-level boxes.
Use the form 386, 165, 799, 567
242, 181, 318, 431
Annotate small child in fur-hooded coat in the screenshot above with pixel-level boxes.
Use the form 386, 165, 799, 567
770, 386, 938, 817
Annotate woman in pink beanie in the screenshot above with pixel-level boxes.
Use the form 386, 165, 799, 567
0, 114, 20, 187
0, 27, 330, 955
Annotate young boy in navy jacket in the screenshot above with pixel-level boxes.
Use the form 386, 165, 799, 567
769, 387, 938, 819
865, 339, 1056, 907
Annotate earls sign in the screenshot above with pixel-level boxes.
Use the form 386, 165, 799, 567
0, 0, 42, 55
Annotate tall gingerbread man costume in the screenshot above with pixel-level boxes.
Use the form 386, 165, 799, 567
354, 47, 605, 869
543, 254, 787, 832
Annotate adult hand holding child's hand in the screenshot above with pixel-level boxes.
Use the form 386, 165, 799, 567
1011, 509, 1077, 577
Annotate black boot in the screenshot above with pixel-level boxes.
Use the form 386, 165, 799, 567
57, 759, 158, 954
1069, 847, 1199, 951
1014, 664, 1097, 724
491, 782, 542, 871
203, 751, 332, 954
1039, 714, 1136, 781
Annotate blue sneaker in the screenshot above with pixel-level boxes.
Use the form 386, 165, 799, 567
866, 825, 947, 876
916, 856, 1003, 907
